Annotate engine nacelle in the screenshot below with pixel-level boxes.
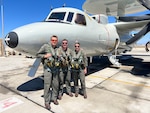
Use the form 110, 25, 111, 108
98, 24, 120, 54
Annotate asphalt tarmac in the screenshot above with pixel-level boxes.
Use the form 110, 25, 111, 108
0, 47, 150, 113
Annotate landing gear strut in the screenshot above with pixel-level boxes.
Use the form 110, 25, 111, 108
108, 39, 121, 67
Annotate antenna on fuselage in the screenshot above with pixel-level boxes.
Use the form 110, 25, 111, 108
62, 3, 66, 7
50, 6, 53, 10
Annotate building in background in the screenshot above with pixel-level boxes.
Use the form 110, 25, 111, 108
0, 38, 5, 56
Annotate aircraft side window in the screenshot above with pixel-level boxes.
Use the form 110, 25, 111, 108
75, 13, 86, 26
67, 12, 74, 22
92, 17, 96, 20
49, 12, 66, 21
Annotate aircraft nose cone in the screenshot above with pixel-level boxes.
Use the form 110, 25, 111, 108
5, 32, 18, 48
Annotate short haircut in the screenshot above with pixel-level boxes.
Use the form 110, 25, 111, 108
74, 41, 80, 45
62, 39, 68, 42
50, 35, 58, 40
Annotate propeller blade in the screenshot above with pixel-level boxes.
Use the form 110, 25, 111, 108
118, 14, 150, 22
28, 58, 41, 77
137, 0, 150, 10
126, 22, 150, 45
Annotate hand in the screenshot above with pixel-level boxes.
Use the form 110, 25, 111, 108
44, 53, 52, 58
84, 68, 87, 74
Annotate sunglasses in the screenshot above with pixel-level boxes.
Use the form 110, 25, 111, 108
62, 42, 68, 44
51, 39, 58, 42
75, 46, 80, 47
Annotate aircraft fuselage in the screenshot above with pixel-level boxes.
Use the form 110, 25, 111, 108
5, 7, 120, 57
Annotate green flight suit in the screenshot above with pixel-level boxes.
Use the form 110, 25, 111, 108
36, 43, 59, 104
57, 46, 73, 96
71, 49, 88, 95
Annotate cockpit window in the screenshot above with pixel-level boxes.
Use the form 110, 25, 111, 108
75, 13, 86, 26
49, 12, 66, 20
67, 12, 74, 22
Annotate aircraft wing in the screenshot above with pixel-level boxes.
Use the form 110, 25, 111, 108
113, 19, 150, 33
82, 0, 147, 16
112, 19, 150, 44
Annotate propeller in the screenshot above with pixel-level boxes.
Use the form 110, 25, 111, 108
137, 0, 150, 10
28, 58, 41, 77
126, 22, 150, 45
118, 14, 150, 22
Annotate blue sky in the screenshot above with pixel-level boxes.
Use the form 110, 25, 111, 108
0, 0, 150, 45
0, 0, 85, 37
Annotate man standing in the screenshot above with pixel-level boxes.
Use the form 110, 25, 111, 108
36, 35, 59, 110
71, 41, 88, 99
57, 39, 73, 99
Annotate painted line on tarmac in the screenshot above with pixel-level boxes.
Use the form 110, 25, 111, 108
86, 68, 120, 88
88, 75, 150, 89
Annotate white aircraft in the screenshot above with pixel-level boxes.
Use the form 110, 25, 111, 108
4, 0, 150, 76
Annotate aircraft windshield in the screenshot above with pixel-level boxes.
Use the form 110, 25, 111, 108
75, 13, 86, 26
48, 12, 66, 20
67, 12, 74, 22
46, 10, 86, 25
